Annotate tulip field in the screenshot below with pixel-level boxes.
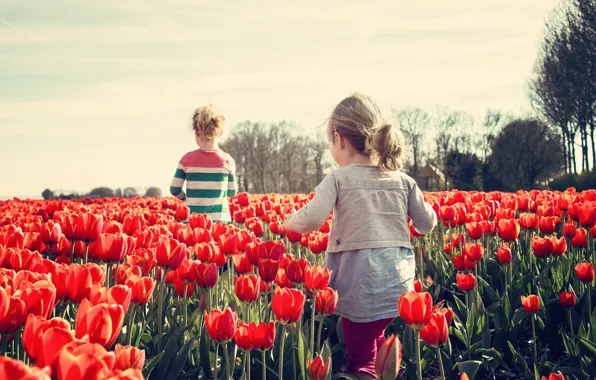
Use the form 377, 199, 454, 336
0, 189, 595, 380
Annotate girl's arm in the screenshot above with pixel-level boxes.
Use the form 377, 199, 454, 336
407, 182, 437, 235
227, 159, 238, 197
283, 173, 337, 234
170, 163, 186, 200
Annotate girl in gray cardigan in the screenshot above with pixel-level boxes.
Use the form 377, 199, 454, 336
283, 93, 437, 380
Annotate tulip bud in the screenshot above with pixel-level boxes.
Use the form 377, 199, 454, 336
375, 334, 401, 380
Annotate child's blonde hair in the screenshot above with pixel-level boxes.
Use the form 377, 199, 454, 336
192, 104, 225, 140
328, 93, 405, 171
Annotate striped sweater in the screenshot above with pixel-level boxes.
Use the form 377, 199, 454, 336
170, 149, 237, 223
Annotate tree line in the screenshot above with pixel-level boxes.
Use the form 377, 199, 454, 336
220, 109, 564, 194
530, 0, 596, 174
41, 186, 163, 200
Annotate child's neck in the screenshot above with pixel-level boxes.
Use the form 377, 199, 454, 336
346, 152, 373, 166
198, 139, 219, 150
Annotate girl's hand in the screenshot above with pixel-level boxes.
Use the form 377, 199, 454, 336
282, 217, 293, 232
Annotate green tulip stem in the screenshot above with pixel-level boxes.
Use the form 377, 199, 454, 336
261, 349, 266, 380
310, 291, 318, 357
416, 329, 422, 380
279, 326, 286, 380
223, 343, 231, 380
214, 344, 219, 380
531, 314, 538, 365
436, 347, 446, 380
317, 316, 323, 353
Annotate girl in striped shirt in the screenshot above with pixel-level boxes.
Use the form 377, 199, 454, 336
170, 105, 237, 223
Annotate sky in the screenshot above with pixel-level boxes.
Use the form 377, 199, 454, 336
0, 0, 560, 198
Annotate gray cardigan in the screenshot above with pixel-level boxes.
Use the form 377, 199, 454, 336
286, 164, 437, 253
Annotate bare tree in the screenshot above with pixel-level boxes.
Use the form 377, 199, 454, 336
395, 107, 429, 176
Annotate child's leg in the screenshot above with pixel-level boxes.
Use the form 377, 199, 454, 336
341, 317, 394, 379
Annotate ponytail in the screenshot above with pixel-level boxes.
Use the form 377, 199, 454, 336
367, 123, 405, 171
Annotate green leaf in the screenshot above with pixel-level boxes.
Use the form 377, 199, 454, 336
142, 352, 164, 379
456, 360, 482, 380
322, 341, 332, 380
298, 329, 307, 380
166, 338, 196, 380
199, 332, 213, 379
507, 341, 530, 374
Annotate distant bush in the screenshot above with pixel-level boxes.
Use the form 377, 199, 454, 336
549, 170, 596, 191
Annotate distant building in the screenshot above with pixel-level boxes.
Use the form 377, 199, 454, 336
412, 164, 448, 191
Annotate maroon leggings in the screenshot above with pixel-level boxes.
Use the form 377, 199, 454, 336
341, 317, 394, 378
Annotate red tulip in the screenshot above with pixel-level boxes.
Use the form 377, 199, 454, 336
286, 258, 311, 284
259, 240, 285, 261
519, 213, 539, 229
90, 285, 132, 314
35, 326, 77, 368
114, 344, 145, 371
55, 341, 115, 380
74, 213, 103, 242
66, 265, 93, 303
125, 275, 156, 305
563, 221, 577, 239
452, 254, 474, 271
420, 311, 449, 347
192, 262, 218, 289
234, 274, 260, 303
272, 288, 306, 325
0, 356, 52, 380
156, 238, 187, 270
579, 204, 596, 227
498, 218, 520, 241
249, 321, 276, 351
189, 213, 212, 230
233, 254, 254, 274
204, 308, 238, 344
413, 279, 423, 292
97, 233, 128, 262
0, 287, 8, 323
398, 291, 433, 329
456, 273, 476, 292
258, 258, 279, 283
571, 228, 588, 248
497, 244, 512, 264
550, 236, 567, 256
175, 205, 190, 222
306, 354, 331, 380
435, 307, 454, 324
17, 279, 57, 319
116, 264, 142, 286
0, 294, 27, 333
465, 222, 483, 240
122, 214, 143, 236
275, 268, 294, 288
463, 243, 483, 262
315, 287, 338, 316
532, 236, 553, 258
375, 334, 401, 380
539, 216, 559, 234
39, 221, 62, 246
521, 295, 540, 314
541, 372, 565, 380
75, 298, 125, 348
304, 266, 331, 292
575, 262, 594, 283
559, 291, 577, 308
234, 321, 253, 351
22, 314, 71, 362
